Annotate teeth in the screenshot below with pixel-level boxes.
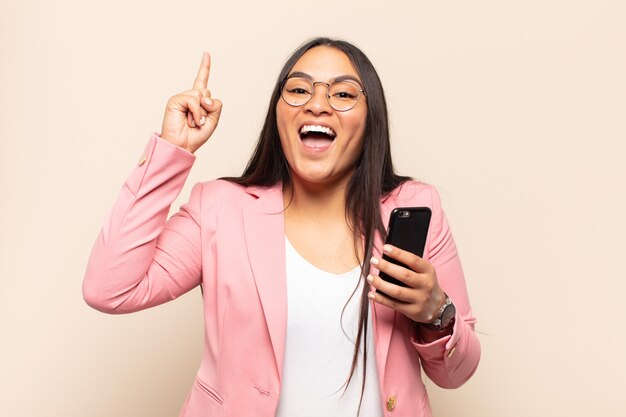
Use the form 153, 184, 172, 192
299, 125, 336, 137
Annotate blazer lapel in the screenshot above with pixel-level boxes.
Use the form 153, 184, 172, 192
242, 184, 288, 381
371, 202, 397, 383
241, 185, 399, 384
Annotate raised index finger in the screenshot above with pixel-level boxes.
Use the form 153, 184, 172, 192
193, 52, 211, 90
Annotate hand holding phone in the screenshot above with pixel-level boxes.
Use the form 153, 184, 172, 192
377, 207, 431, 289
370, 207, 451, 330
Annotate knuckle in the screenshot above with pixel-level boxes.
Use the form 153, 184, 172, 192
388, 286, 401, 299
409, 259, 421, 271
189, 97, 201, 108
166, 96, 179, 107
400, 269, 412, 282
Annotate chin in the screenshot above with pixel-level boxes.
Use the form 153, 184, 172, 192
290, 162, 355, 189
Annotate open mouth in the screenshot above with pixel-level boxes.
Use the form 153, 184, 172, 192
299, 124, 336, 150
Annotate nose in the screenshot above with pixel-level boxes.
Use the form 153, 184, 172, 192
303, 82, 333, 115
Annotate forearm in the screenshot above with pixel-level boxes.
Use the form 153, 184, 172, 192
82, 134, 197, 313
411, 185, 481, 387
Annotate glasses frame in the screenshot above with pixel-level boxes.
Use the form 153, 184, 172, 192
280, 76, 367, 112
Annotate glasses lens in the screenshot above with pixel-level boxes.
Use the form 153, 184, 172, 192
282, 77, 313, 106
328, 81, 361, 111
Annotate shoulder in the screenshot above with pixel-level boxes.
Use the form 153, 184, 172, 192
190, 180, 281, 208
195, 179, 249, 197
383, 180, 442, 210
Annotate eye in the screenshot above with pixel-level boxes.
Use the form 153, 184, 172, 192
289, 87, 310, 95
284, 78, 312, 95
330, 82, 360, 101
334, 91, 358, 99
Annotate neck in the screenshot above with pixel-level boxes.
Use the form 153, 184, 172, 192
282, 173, 364, 268
283, 175, 352, 224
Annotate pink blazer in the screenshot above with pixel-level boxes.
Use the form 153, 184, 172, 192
83, 134, 480, 417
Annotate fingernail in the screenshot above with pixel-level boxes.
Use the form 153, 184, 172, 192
370, 256, 379, 265
368, 292, 376, 300
367, 274, 374, 283
383, 244, 392, 254
204, 98, 212, 106
200, 116, 206, 126
190, 120, 196, 128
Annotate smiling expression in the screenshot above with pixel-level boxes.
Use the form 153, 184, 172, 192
276, 46, 368, 189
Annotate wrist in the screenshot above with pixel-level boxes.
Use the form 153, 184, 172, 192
416, 322, 453, 343
421, 293, 456, 332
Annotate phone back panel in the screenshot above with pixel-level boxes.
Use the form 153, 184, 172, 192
378, 207, 432, 289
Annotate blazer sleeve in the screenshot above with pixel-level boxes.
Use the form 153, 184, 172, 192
411, 185, 481, 388
82, 133, 204, 314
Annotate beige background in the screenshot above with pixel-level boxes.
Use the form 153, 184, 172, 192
1, 0, 625, 416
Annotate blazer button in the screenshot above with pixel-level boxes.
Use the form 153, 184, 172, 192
138, 154, 147, 166
386, 395, 397, 411
447, 346, 456, 358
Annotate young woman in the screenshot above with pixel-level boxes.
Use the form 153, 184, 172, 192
83, 37, 480, 417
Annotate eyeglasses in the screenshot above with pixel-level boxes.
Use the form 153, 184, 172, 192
280, 76, 367, 112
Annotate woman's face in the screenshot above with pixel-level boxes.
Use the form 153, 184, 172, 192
276, 46, 367, 189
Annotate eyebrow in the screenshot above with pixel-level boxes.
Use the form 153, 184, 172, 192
287, 71, 364, 87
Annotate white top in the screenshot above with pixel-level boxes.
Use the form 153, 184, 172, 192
275, 238, 383, 417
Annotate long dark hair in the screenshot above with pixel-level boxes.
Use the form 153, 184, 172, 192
224, 37, 410, 412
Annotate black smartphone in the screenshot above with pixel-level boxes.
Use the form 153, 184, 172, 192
377, 207, 432, 290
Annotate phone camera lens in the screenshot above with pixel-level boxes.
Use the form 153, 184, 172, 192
399, 211, 410, 218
